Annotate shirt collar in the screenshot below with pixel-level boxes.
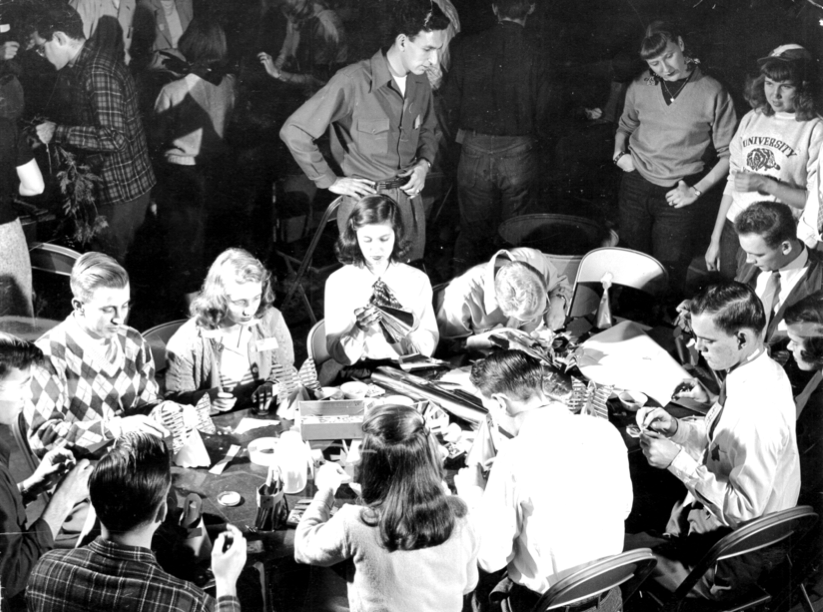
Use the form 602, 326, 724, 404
368, 49, 394, 93
88, 537, 162, 567
780, 245, 808, 273
68, 41, 91, 69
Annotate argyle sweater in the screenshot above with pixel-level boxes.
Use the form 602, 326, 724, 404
24, 314, 160, 458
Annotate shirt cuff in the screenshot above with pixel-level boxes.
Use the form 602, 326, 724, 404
667, 447, 698, 482
53, 124, 69, 143
216, 595, 242, 612
315, 171, 338, 190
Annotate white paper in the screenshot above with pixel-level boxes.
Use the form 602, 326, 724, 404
173, 429, 211, 468
235, 417, 279, 434
576, 320, 690, 405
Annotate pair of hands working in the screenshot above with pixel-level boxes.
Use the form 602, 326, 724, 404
207, 381, 279, 413
634, 378, 713, 469
328, 161, 429, 199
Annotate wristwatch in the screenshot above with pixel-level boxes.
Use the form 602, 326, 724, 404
691, 185, 703, 199
613, 151, 628, 165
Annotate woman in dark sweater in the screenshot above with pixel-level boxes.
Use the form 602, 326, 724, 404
613, 21, 737, 299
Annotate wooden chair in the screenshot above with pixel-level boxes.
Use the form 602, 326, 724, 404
142, 319, 187, 373
568, 247, 668, 318
275, 196, 343, 324
642, 505, 819, 612
531, 548, 657, 611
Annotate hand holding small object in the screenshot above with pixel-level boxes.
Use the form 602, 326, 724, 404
639, 435, 680, 469
636, 407, 677, 437
314, 462, 350, 494
251, 381, 278, 410
209, 388, 237, 412
670, 377, 710, 403
354, 305, 380, 332
211, 524, 247, 593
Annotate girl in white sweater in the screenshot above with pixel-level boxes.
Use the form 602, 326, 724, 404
706, 44, 823, 279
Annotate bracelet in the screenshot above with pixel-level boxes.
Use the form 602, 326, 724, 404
613, 151, 628, 165
691, 185, 703, 199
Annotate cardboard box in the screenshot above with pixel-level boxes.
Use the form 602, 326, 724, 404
299, 399, 364, 440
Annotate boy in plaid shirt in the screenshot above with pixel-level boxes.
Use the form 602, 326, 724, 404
25, 252, 168, 458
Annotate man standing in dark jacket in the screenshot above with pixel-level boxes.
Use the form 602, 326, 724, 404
443, 0, 549, 268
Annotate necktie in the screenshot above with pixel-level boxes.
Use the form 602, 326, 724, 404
708, 378, 726, 441
762, 270, 781, 326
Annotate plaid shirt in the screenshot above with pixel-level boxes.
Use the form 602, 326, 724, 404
54, 43, 155, 206
26, 537, 240, 612
24, 314, 160, 457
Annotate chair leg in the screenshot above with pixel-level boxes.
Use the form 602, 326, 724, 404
799, 584, 816, 612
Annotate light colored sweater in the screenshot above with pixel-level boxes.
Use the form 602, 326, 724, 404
295, 490, 479, 612
153, 73, 236, 165
725, 109, 823, 221
618, 65, 737, 187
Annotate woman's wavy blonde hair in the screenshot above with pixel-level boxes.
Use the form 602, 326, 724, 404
190, 248, 275, 329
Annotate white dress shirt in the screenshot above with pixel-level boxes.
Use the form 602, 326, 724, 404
668, 350, 800, 531
474, 405, 633, 594
753, 247, 808, 333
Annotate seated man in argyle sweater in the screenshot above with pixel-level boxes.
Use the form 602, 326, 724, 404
25, 252, 168, 458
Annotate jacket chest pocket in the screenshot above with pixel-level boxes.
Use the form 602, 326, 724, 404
356, 118, 390, 157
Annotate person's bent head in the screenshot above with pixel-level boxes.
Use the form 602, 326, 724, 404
336, 195, 409, 267
640, 20, 691, 83
734, 201, 799, 273
390, 0, 449, 75
746, 44, 817, 120
688, 281, 766, 370
70, 252, 131, 340
358, 404, 465, 552
191, 248, 275, 329
90, 432, 171, 535
28, 3, 84, 70
785, 290, 823, 372
493, 0, 535, 22
178, 17, 227, 66
0, 333, 43, 426
494, 262, 547, 324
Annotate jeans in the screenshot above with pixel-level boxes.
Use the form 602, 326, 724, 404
618, 170, 701, 298
455, 132, 537, 265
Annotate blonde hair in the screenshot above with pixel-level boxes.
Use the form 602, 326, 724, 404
494, 262, 546, 319
190, 248, 275, 329
70, 252, 129, 303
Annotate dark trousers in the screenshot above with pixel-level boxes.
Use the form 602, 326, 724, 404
718, 217, 742, 281
155, 163, 208, 295
337, 187, 426, 262
618, 170, 701, 299
93, 191, 152, 264
455, 133, 537, 266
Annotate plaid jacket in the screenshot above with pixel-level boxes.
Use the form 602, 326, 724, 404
24, 315, 160, 457
54, 43, 155, 206
27, 537, 240, 612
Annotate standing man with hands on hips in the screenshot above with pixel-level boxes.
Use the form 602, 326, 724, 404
280, 0, 451, 262
629, 281, 800, 602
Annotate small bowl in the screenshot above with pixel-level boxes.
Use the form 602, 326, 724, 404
618, 390, 648, 412
341, 381, 369, 399
248, 437, 279, 466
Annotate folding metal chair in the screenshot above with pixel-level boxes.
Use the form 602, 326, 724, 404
532, 548, 657, 611
568, 247, 669, 318
306, 319, 330, 366
642, 505, 819, 612
142, 319, 187, 373
276, 196, 344, 324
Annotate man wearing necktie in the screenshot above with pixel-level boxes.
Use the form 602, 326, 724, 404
734, 201, 823, 348
630, 281, 800, 601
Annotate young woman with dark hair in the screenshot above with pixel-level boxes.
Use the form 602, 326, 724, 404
295, 404, 478, 612
324, 195, 438, 365
706, 45, 823, 279
613, 20, 737, 297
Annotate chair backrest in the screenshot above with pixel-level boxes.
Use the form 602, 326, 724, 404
672, 505, 819, 601
569, 247, 668, 318
12, 411, 39, 475
142, 319, 187, 372
307, 319, 329, 365
28, 243, 82, 277
532, 549, 658, 611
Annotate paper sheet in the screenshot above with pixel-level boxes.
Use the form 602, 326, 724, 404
235, 417, 279, 434
575, 320, 690, 405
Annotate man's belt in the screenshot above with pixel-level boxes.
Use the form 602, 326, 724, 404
374, 177, 408, 191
